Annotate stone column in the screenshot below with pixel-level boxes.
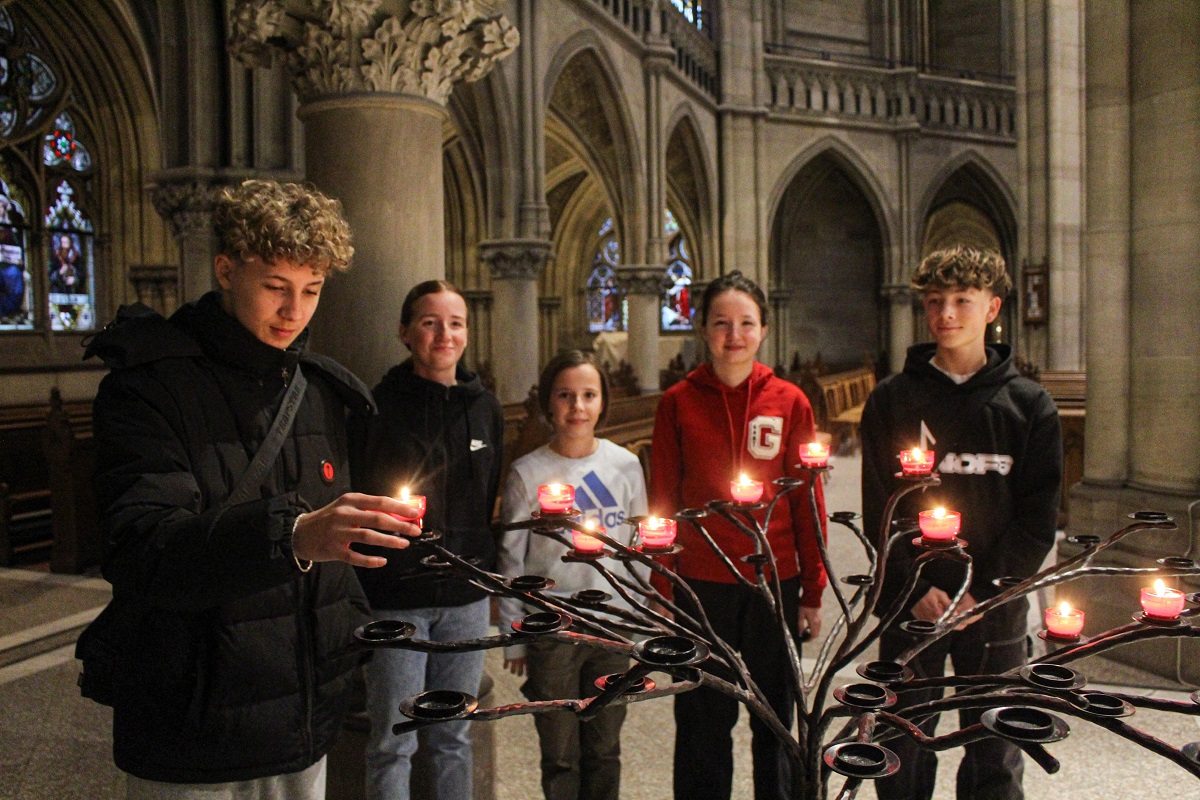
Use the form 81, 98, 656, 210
228, 0, 519, 386
1065, 0, 1200, 682
480, 239, 552, 404
883, 285, 916, 375
768, 287, 791, 371
148, 175, 221, 304
617, 267, 664, 394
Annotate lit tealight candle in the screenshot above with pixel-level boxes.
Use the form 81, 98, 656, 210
538, 483, 575, 514
799, 441, 830, 468
917, 507, 960, 541
639, 516, 677, 550
730, 473, 764, 504
572, 519, 606, 554
899, 447, 935, 476
1045, 601, 1085, 638
1140, 579, 1186, 620
390, 486, 426, 525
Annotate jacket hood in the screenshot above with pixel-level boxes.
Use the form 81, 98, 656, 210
683, 360, 776, 473
684, 360, 776, 394
901, 342, 1018, 390
85, 292, 373, 415
376, 358, 485, 399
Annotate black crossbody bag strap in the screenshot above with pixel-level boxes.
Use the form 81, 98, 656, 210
224, 365, 308, 507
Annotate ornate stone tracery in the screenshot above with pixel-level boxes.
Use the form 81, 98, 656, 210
228, 0, 519, 104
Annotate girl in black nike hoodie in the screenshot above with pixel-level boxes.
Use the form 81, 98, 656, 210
352, 280, 503, 800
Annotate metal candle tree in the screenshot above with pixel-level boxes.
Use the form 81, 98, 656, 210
355, 458, 1200, 799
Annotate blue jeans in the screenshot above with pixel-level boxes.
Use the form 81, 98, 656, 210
363, 599, 489, 800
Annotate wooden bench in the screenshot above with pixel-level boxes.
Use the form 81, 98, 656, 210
1039, 370, 1085, 528
814, 365, 877, 453
0, 390, 99, 571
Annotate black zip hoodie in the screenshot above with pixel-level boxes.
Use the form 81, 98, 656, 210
352, 359, 504, 610
861, 343, 1062, 621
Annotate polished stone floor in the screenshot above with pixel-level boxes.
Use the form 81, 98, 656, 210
2, 453, 1198, 798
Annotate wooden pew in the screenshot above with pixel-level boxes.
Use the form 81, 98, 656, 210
0, 390, 99, 571
813, 365, 877, 454
1039, 370, 1085, 528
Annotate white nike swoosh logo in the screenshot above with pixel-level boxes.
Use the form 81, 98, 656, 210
470, 439, 487, 451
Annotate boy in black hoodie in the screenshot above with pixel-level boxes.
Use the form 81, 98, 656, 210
861, 246, 1062, 800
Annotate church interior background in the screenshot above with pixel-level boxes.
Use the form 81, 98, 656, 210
0, 1, 1198, 792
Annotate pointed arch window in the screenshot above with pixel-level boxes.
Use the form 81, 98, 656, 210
587, 217, 625, 333
0, 178, 31, 330
0, 6, 101, 334
660, 209, 695, 333
669, 0, 706, 29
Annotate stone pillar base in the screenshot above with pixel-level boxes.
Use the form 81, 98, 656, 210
1061, 481, 1200, 682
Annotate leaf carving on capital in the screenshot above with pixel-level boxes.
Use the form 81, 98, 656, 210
228, 0, 287, 68
228, 0, 519, 105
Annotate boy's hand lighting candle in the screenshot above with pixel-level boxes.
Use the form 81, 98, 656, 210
917, 507, 960, 541
1140, 579, 1185, 620
639, 516, 677, 549
730, 473, 764, 504
537, 482, 575, 514
572, 519, 606, 554
799, 441, 830, 468
1044, 601, 1085, 638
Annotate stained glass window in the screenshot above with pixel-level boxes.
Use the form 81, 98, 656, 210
43, 112, 92, 172
670, 0, 705, 29
0, 7, 100, 335
660, 209, 695, 332
44, 181, 94, 330
587, 217, 624, 333
0, 178, 31, 330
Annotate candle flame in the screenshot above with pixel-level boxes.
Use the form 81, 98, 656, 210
584, 519, 596, 531
1058, 601, 1072, 615
647, 517, 660, 529
932, 507, 946, 519
911, 447, 924, 459
399, 486, 410, 502
807, 442, 826, 455
738, 473, 751, 485
548, 483, 561, 494
1154, 578, 1167, 594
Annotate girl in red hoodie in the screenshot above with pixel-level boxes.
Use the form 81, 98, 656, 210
649, 270, 827, 800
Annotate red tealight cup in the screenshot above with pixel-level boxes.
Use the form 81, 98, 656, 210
799, 441, 830, 468
538, 483, 575, 514
899, 448, 935, 476
390, 487, 426, 526
1044, 602, 1084, 638
639, 517, 677, 550
917, 507, 960, 542
1140, 580, 1185, 620
572, 521, 606, 554
730, 474, 764, 504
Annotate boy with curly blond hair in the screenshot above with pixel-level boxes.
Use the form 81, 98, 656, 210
84, 180, 421, 799
861, 246, 1062, 800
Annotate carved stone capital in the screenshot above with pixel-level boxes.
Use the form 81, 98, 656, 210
479, 238, 553, 281
229, 0, 520, 105
616, 266, 666, 296
149, 180, 222, 239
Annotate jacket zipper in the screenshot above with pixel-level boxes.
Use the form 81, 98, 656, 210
296, 571, 315, 760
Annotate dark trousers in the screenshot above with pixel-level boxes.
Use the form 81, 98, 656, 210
876, 604, 1029, 800
672, 577, 801, 800
522, 638, 629, 800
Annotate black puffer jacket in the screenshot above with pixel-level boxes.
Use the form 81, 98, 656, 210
352, 359, 503, 610
87, 293, 373, 783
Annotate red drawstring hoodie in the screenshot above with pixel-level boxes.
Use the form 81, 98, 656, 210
649, 361, 828, 607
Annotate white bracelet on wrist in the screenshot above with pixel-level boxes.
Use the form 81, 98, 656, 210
291, 512, 313, 573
